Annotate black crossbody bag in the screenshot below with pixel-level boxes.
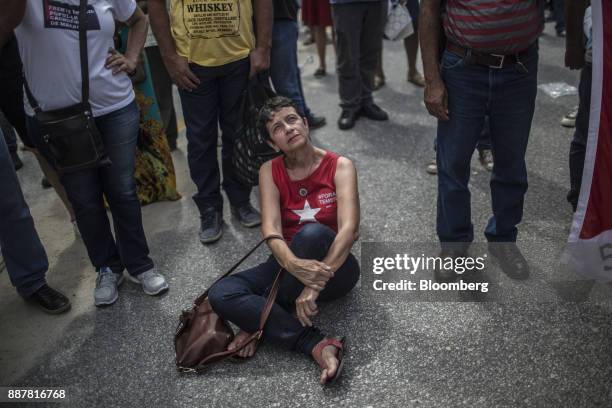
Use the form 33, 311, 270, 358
24, 0, 110, 173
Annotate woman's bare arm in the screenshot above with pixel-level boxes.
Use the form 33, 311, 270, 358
259, 161, 333, 291
321, 156, 360, 272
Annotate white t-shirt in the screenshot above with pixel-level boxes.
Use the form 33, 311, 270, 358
15, 0, 137, 117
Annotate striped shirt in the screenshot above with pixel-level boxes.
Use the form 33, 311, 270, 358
443, 0, 544, 54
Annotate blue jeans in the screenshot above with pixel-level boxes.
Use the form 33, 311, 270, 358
179, 58, 252, 214
209, 223, 360, 355
0, 130, 48, 296
436, 46, 538, 243
27, 100, 154, 276
270, 20, 311, 117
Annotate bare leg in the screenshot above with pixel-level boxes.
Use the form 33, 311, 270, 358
404, 32, 424, 86
314, 26, 327, 73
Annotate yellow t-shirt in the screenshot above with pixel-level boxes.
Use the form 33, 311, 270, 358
170, 0, 255, 67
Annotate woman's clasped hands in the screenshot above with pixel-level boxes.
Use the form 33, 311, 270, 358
286, 258, 333, 327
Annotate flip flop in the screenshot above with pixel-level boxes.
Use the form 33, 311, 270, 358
314, 68, 327, 78
312, 336, 346, 385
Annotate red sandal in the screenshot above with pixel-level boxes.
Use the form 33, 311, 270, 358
311, 336, 346, 385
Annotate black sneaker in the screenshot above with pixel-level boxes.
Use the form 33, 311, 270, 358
199, 208, 223, 244
488, 242, 530, 280
26, 284, 71, 314
306, 113, 326, 130
231, 203, 261, 228
360, 103, 388, 121
11, 151, 23, 170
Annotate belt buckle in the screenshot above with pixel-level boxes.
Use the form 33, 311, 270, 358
489, 54, 505, 69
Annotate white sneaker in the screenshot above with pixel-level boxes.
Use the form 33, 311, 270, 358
561, 106, 579, 128
426, 158, 438, 175
127, 268, 169, 295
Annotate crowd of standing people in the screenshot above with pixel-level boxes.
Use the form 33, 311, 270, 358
0, 0, 592, 385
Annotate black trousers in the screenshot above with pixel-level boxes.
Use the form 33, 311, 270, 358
332, 1, 384, 112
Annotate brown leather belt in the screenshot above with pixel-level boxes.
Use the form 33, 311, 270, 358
446, 42, 533, 69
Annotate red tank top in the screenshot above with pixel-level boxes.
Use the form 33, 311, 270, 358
271, 151, 339, 244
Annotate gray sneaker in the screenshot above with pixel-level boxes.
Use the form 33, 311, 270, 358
94, 267, 124, 307
127, 268, 169, 296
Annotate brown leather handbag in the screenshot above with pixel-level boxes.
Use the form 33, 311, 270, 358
174, 235, 284, 372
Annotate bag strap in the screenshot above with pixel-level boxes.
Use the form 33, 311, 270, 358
78, 0, 90, 108
189, 267, 284, 371
193, 234, 284, 305
24, 0, 90, 112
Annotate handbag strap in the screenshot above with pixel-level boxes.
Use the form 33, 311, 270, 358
190, 267, 284, 371
24, 0, 90, 112
193, 234, 284, 305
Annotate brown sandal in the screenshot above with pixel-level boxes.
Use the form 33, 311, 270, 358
311, 336, 346, 385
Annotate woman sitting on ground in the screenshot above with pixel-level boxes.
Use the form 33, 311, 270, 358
209, 96, 360, 385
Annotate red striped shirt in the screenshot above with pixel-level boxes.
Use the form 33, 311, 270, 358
443, 0, 544, 54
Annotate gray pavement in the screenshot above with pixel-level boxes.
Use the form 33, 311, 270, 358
1, 22, 612, 407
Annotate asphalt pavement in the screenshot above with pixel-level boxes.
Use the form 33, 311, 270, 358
1, 22, 611, 407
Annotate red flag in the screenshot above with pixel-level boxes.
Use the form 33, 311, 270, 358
566, 0, 612, 281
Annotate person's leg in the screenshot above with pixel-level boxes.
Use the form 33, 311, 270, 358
218, 58, 253, 209
314, 25, 327, 74
358, 1, 384, 107
32, 151, 76, 221
97, 101, 155, 276
0, 39, 76, 221
178, 64, 223, 214
553, 0, 566, 35
403, 0, 423, 82
209, 223, 359, 355
332, 3, 364, 113
485, 48, 539, 242
209, 257, 326, 355
568, 65, 592, 211
145, 46, 179, 149
275, 223, 360, 306
477, 116, 492, 151
0, 130, 47, 297
25, 115, 123, 272
270, 20, 308, 116
374, 0, 388, 85
436, 51, 488, 243
0, 112, 17, 154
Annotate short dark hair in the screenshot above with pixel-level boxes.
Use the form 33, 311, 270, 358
257, 96, 301, 139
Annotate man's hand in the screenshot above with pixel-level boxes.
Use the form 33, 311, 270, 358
287, 258, 333, 291
424, 77, 449, 121
295, 287, 320, 327
565, 45, 585, 70
162, 53, 200, 91
249, 46, 270, 78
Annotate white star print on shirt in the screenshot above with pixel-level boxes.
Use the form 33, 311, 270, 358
291, 200, 321, 223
